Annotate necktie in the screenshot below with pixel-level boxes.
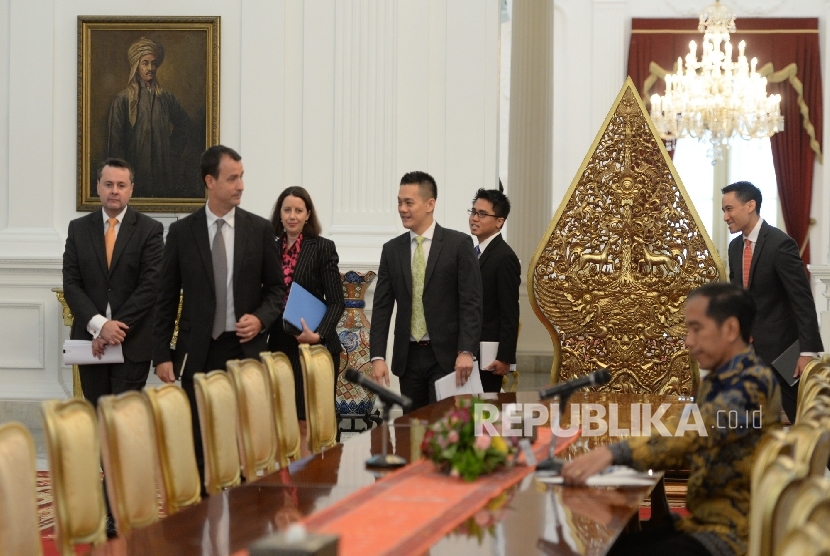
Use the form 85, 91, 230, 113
411, 236, 428, 341
105, 218, 118, 268
212, 219, 228, 339
475, 244, 481, 258
742, 238, 752, 289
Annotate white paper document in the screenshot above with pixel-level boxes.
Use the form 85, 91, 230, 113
536, 466, 655, 486
476, 341, 517, 372
434, 369, 484, 401
63, 340, 124, 365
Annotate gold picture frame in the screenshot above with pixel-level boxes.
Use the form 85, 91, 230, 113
77, 16, 220, 213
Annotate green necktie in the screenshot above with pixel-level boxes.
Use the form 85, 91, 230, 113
411, 236, 428, 341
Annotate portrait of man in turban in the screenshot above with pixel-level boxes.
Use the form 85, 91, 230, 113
107, 37, 193, 198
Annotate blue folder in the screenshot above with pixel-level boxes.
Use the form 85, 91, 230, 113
283, 282, 327, 335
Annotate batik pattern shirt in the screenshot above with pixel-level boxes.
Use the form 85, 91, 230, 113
609, 346, 782, 555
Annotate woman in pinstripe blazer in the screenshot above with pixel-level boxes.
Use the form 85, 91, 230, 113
268, 187, 345, 450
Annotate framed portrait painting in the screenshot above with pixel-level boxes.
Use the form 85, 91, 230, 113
77, 16, 220, 212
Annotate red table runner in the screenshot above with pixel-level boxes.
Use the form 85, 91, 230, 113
297, 427, 578, 556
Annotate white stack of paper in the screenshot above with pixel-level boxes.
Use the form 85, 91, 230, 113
476, 341, 517, 372
434, 370, 484, 401
63, 340, 124, 365
536, 465, 655, 486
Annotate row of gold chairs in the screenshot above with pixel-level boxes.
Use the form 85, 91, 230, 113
748, 356, 830, 556
0, 345, 337, 556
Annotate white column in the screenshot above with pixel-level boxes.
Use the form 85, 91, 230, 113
508, 0, 556, 361
591, 0, 626, 132
327, 0, 400, 265
507, 0, 554, 268
0, 0, 62, 257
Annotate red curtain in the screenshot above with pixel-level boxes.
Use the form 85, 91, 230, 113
628, 18, 822, 264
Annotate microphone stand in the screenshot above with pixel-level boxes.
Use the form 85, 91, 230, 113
536, 391, 573, 474
365, 401, 407, 468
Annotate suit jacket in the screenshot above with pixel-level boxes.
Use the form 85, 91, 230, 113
370, 223, 483, 377
728, 220, 823, 366
478, 234, 521, 364
153, 206, 285, 377
268, 235, 346, 359
62, 206, 164, 362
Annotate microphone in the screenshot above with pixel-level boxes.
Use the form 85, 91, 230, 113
538, 369, 611, 401
344, 368, 412, 410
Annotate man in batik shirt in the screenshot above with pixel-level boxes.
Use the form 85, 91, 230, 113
562, 282, 782, 556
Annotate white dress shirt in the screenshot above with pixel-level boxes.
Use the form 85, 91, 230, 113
475, 231, 500, 256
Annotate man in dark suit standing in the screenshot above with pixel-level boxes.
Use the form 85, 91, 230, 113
63, 157, 164, 537
468, 187, 520, 393
370, 171, 482, 411
722, 181, 823, 422
63, 157, 164, 404
154, 145, 284, 483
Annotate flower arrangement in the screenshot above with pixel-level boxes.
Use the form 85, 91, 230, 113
421, 397, 517, 481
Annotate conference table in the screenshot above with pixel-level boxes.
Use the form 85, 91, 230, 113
88, 391, 691, 556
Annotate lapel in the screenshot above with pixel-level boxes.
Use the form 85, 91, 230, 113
424, 223, 443, 288
190, 208, 215, 295
478, 234, 501, 269
397, 232, 412, 295
295, 236, 317, 281
233, 208, 249, 295
88, 210, 108, 276
108, 207, 137, 276
749, 220, 769, 288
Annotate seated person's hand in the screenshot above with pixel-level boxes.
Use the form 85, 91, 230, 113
560, 446, 613, 486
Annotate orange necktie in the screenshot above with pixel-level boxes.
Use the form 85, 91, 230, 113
742, 238, 752, 288
105, 217, 118, 268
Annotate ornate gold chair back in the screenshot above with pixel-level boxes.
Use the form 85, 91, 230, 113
260, 351, 302, 468
41, 398, 107, 555
227, 358, 277, 480
97, 391, 159, 536
299, 343, 338, 454
143, 384, 202, 514
193, 371, 242, 494
0, 422, 42, 556
528, 78, 723, 395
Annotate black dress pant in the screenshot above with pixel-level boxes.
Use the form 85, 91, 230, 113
399, 342, 448, 413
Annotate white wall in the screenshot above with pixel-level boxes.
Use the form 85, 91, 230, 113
0, 0, 827, 401
0, 0, 500, 400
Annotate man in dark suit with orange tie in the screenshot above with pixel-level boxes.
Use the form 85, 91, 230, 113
468, 187, 520, 393
62, 157, 164, 537
63, 157, 164, 405
722, 181, 823, 422
153, 145, 285, 486
370, 171, 483, 411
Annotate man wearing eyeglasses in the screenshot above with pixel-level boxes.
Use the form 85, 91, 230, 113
468, 187, 521, 392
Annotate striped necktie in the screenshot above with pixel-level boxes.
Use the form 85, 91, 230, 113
742, 238, 752, 289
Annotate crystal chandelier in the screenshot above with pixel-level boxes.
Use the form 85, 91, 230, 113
649, 0, 784, 164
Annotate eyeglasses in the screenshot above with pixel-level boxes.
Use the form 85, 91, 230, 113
467, 208, 501, 219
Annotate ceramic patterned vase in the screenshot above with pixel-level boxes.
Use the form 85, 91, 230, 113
335, 270, 379, 420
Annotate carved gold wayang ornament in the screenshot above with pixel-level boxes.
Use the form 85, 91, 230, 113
529, 78, 724, 395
